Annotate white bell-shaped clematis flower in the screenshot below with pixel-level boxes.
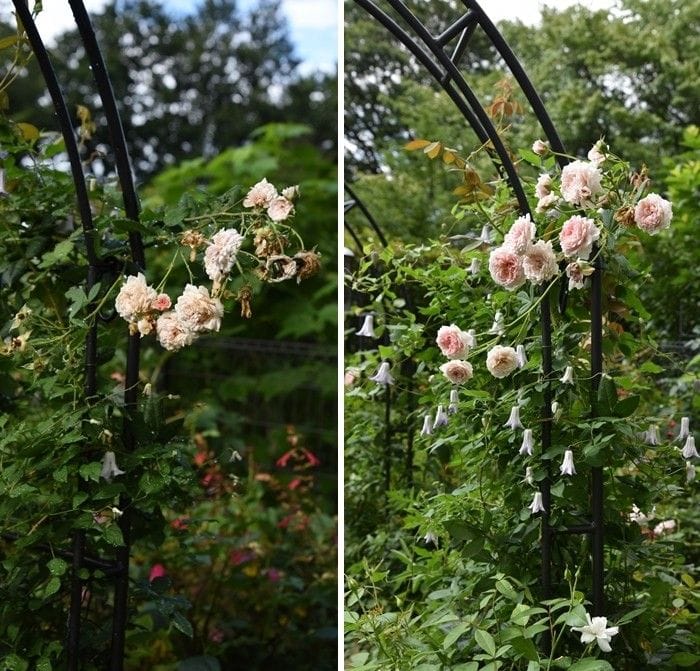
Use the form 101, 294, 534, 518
433, 405, 449, 429
523, 466, 535, 486
469, 258, 481, 275
369, 361, 394, 385
489, 311, 504, 336
356, 314, 376, 338
644, 424, 660, 445
466, 329, 477, 348
571, 613, 619, 652
529, 491, 545, 514
100, 451, 125, 482
448, 389, 459, 415
681, 435, 698, 459
559, 449, 576, 476
678, 416, 690, 442
423, 531, 438, 546
560, 366, 575, 385
516, 344, 528, 368
420, 414, 433, 437
479, 224, 492, 244
551, 401, 560, 417
686, 461, 696, 483
519, 428, 534, 456
503, 405, 524, 431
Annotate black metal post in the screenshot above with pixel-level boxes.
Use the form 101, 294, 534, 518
590, 247, 604, 615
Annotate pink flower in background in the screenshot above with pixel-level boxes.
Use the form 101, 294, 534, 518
265, 568, 281, 582
532, 139, 549, 156
587, 140, 607, 165
152, 293, 172, 311
560, 160, 602, 206
149, 563, 167, 582
503, 215, 536, 255
634, 193, 673, 235
267, 196, 294, 221
229, 549, 255, 566
559, 215, 600, 259
535, 173, 552, 199
536, 193, 559, 213
486, 346, 519, 378
436, 324, 471, 359
439, 360, 473, 385
209, 628, 225, 644
523, 240, 558, 285
488, 247, 525, 290
243, 178, 277, 208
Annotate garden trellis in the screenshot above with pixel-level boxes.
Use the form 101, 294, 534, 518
7, 1, 145, 668
348, 0, 607, 634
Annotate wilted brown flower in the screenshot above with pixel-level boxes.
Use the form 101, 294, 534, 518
254, 227, 287, 257
294, 250, 321, 281
261, 255, 298, 283
614, 205, 636, 228
237, 285, 253, 319
180, 230, 206, 261
630, 165, 649, 190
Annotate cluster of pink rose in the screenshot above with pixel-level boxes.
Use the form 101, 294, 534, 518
488, 140, 673, 293
242, 177, 297, 222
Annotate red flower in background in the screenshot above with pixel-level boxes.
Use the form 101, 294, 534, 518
149, 563, 167, 582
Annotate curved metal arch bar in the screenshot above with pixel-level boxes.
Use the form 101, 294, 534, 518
462, 0, 568, 167
344, 182, 388, 248
65, 4, 144, 667
10, 4, 99, 667
67, 0, 145, 268
383, 0, 531, 214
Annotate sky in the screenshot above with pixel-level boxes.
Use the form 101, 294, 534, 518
33, 0, 338, 74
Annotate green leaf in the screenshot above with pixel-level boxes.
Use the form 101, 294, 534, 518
44, 576, 61, 597
443, 622, 470, 649
568, 660, 614, 671
47, 558, 68, 576
177, 656, 220, 671
443, 519, 475, 542
614, 395, 639, 418
509, 636, 539, 662
670, 653, 700, 667
595, 376, 618, 417
172, 611, 194, 638
474, 629, 496, 657
639, 361, 663, 374
103, 525, 124, 547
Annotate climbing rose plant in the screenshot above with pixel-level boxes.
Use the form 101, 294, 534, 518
345, 137, 698, 669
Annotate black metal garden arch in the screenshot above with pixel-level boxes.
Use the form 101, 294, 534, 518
349, 0, 606, 624
7, 1, 145, 668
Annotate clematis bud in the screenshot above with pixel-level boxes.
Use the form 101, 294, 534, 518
523, 466, 535, 486
559, 449, 576, 476
551, 401, 559, 416
644, 424, 660, 446
516, 344, 527, 368
678, 417, 690, 442
100, 451, 125, 482
466, 329, 477, 348
503, 405, 524, 431
519, 428, 534, 456
529, 491, 545, 514
448, 389, 459, 415
369, 361, 394, 385
469, 258, 481, 275
433, 405, 449, 429
681, 435, 698, 459
420, 414, 433, 437
356, 314, 376, 338
489, 311, 504, 336
560, 366, 575, 385
479, 224, 492, 244
686, 461, 696, 483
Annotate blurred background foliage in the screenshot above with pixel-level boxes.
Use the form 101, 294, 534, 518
1, 0, 337, 669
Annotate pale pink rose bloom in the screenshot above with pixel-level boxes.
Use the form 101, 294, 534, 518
243, 178, 277, 208
523, 240, 558, 285
436, 324, 471, 359
439, 360, 473, 385
532, 139, 549, 156
503, 214, 536, 255
267, 196, 294, 222
486, 345, 519, 378
560, 160, 603, 206
565, 261, 594, 290
281, 185, 299, 201
634, 193, 673, 235
175, 284, 224, 333
488, 247, 525, 290
536, 193, 559, 213
204, 228, 245, 282
115, 273, 157, 322
587, 140, 606, 165
152, 293, 172, 311
156, 311, 196, 351
559, 215, 600, 259
535, 173, 552, 199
